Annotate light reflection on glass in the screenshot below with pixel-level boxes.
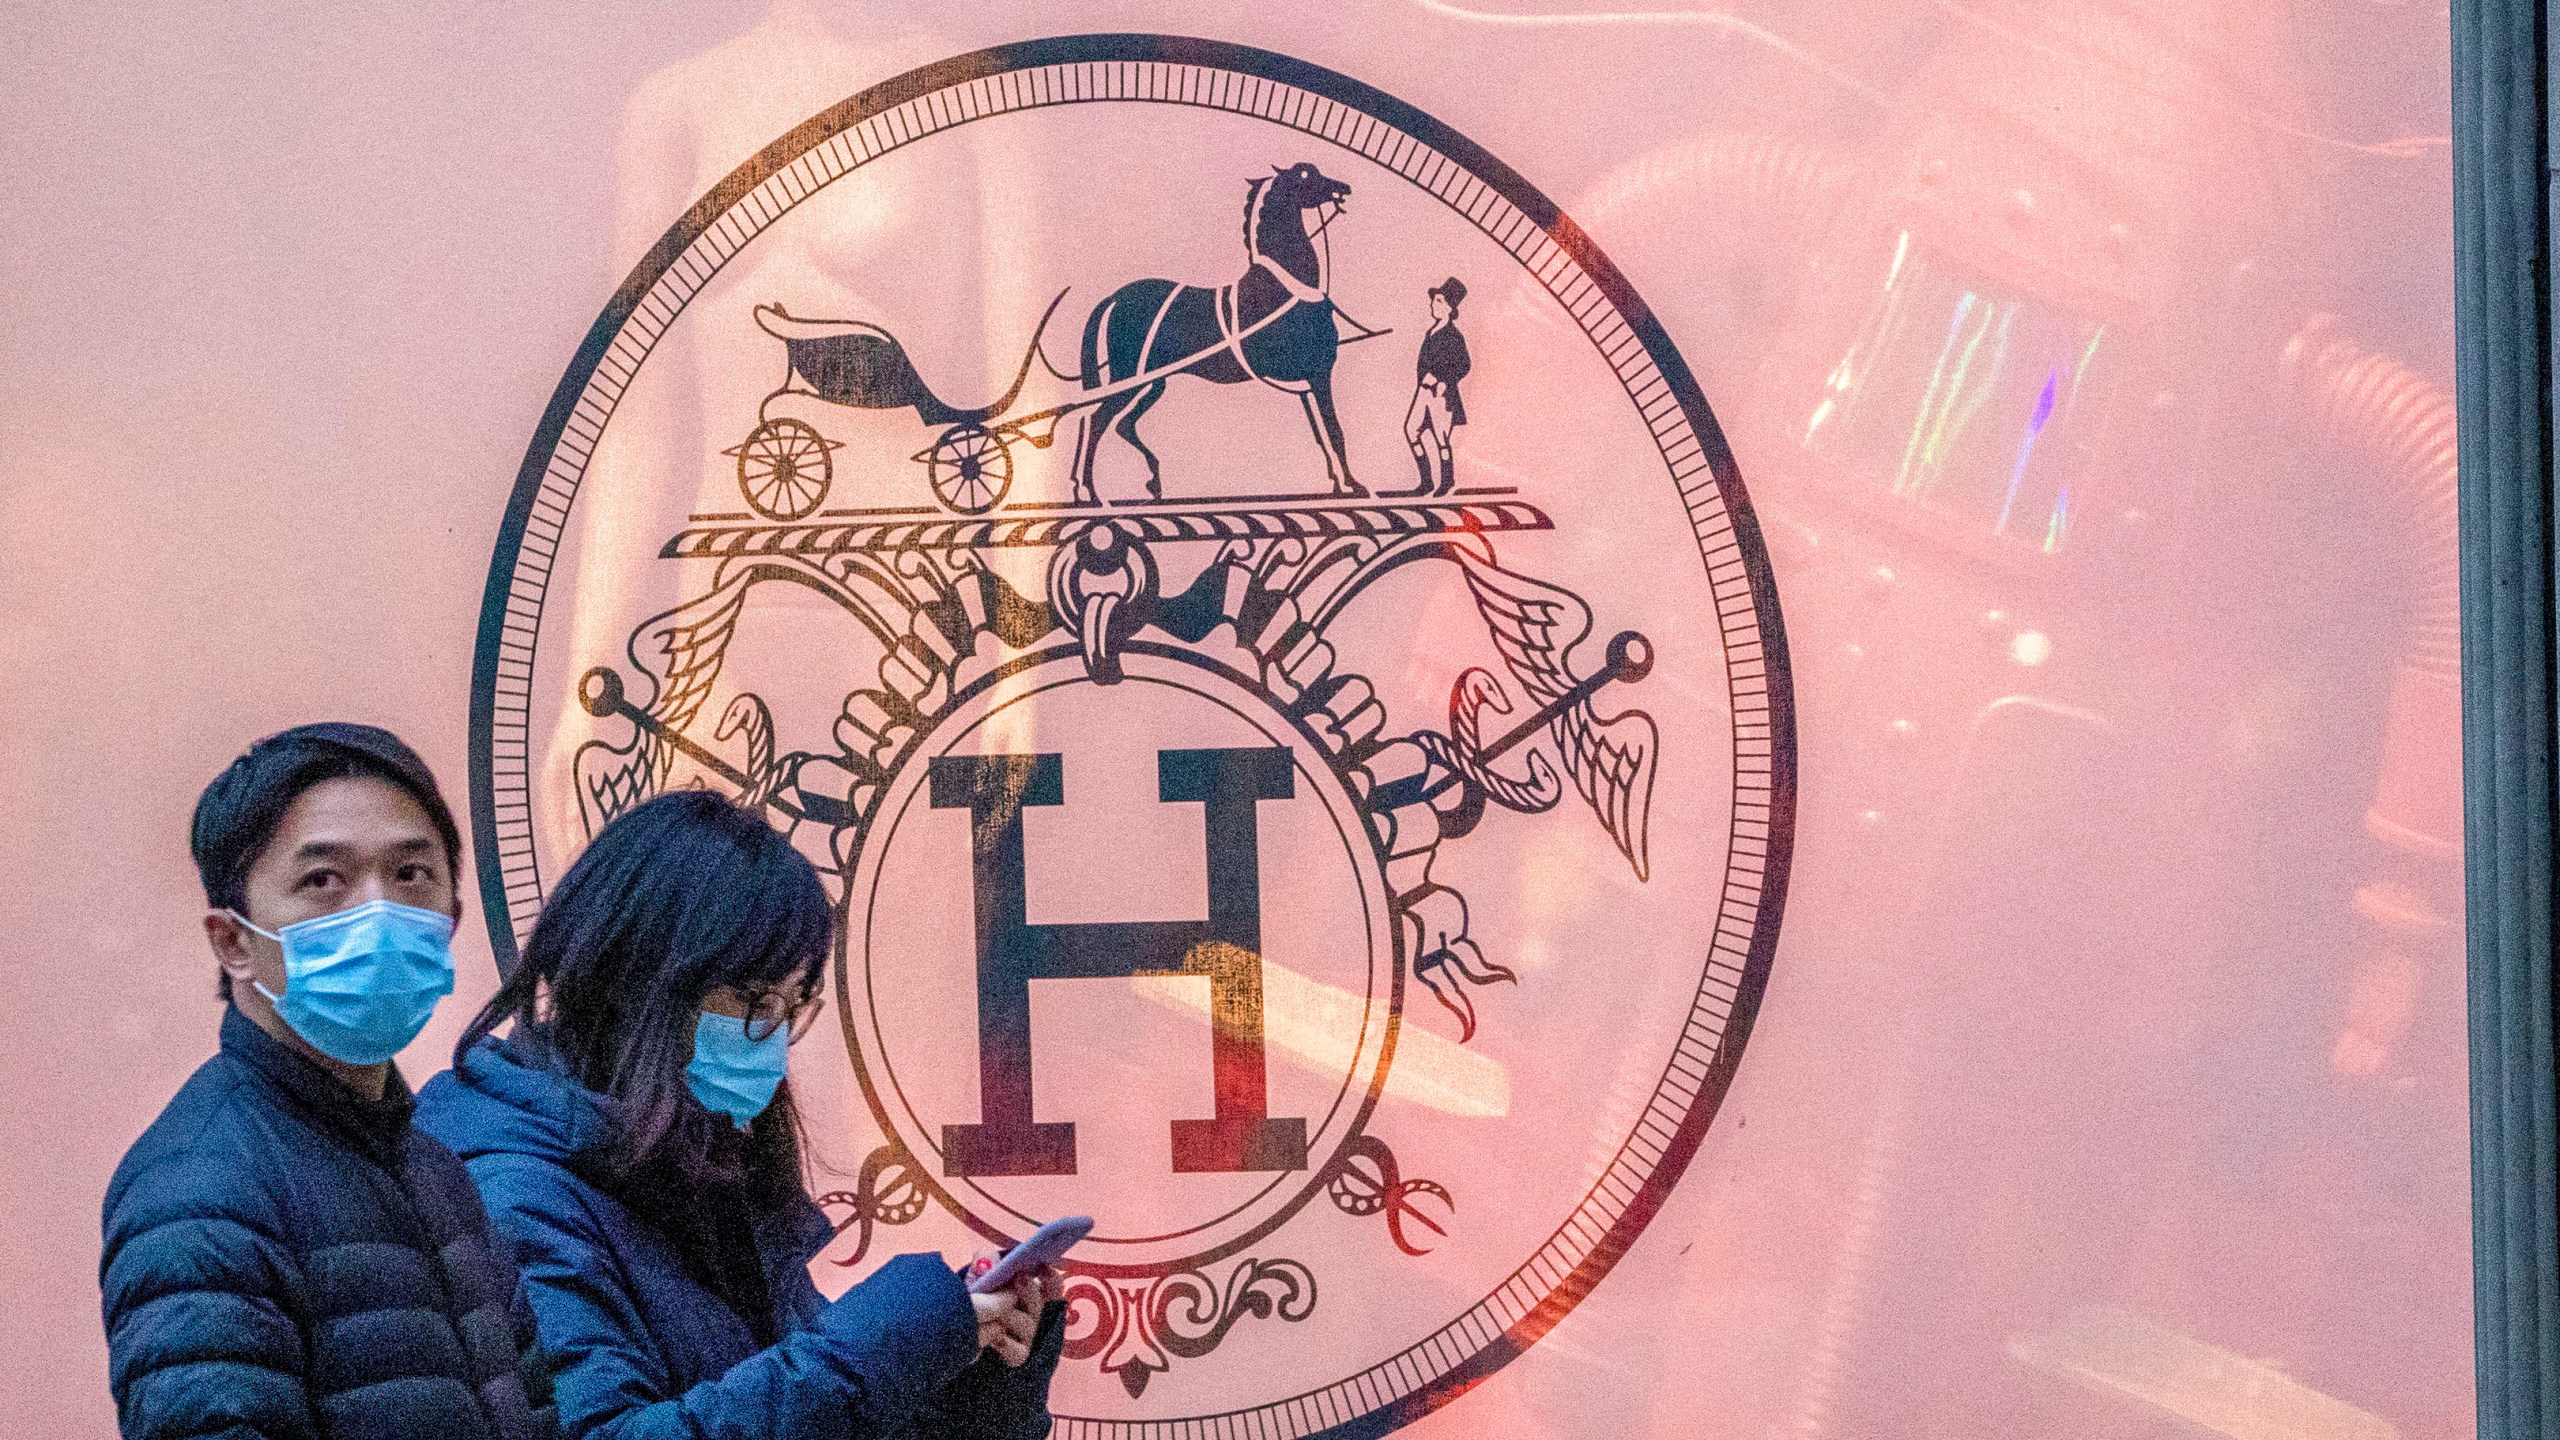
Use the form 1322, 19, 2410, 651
1803, 232, 2116, 553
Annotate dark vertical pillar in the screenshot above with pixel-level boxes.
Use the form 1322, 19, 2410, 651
2454, 0, 2559, 1431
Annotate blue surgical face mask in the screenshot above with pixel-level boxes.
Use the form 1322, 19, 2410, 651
233, 898, 457, 1066
686, 1012, 790, 1130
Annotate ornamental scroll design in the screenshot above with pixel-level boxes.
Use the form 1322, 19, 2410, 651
1324, 1135, 1454, 1257
816, 1143, 932, 1267
1061, 1257, 1319, 1399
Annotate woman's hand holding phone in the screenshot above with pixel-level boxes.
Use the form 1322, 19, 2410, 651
964, 1215, 1084, 1365
968, 1263, 1057, 1366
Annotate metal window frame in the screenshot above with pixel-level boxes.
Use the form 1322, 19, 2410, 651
2455, 0, 2560, 1430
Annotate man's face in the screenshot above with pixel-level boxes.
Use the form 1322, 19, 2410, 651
1430, 293, 1451, 325
207, 776, 459, 1003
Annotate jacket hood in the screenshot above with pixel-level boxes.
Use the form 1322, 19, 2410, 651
415, 1035, 619, 1173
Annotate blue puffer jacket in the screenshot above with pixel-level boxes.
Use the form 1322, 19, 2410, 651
414, 1037, 1062, 1440
100, 1006, 553, 1440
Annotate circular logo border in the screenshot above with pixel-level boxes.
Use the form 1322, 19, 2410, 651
470, 33, 1796, 1439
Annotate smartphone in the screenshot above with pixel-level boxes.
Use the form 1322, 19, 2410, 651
968, 1215, 1094, 1294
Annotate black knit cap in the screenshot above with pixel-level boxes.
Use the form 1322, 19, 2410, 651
191, 722, 462, 915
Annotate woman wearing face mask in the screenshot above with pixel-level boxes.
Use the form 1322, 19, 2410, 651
416, 790, 1062, 1440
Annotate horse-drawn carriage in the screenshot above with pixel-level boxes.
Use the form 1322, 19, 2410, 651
730, 293, 1070, 519
725, 161, 1370, 520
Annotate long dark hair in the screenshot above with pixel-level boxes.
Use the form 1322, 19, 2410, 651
457, 789, 832, 1337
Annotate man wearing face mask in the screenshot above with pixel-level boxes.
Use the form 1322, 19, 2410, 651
99, 723, 554, 1440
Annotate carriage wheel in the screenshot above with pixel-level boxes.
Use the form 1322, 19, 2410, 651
926, 424, 1012, 515
736, 418, 831, 520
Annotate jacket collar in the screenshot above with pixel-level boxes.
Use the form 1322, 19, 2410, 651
425, 1033, 834, 1303
220, 1004, 415, 1162
435, 1033, 622, 1174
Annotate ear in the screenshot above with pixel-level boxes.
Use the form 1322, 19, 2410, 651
205, 909, 262, 988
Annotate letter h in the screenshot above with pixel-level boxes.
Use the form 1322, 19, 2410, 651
930, 747, 1310, 1177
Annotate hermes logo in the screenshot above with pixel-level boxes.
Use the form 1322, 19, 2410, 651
478, 33, 1791, 1435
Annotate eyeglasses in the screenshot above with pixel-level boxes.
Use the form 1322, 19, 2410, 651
708, 985, 826, 1044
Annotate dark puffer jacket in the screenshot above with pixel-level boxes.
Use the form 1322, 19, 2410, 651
100, 1006, 553, 1440
415, 1036, 1062, 1440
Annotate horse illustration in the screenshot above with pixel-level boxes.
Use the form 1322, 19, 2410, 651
1073, 162, 1363, 502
